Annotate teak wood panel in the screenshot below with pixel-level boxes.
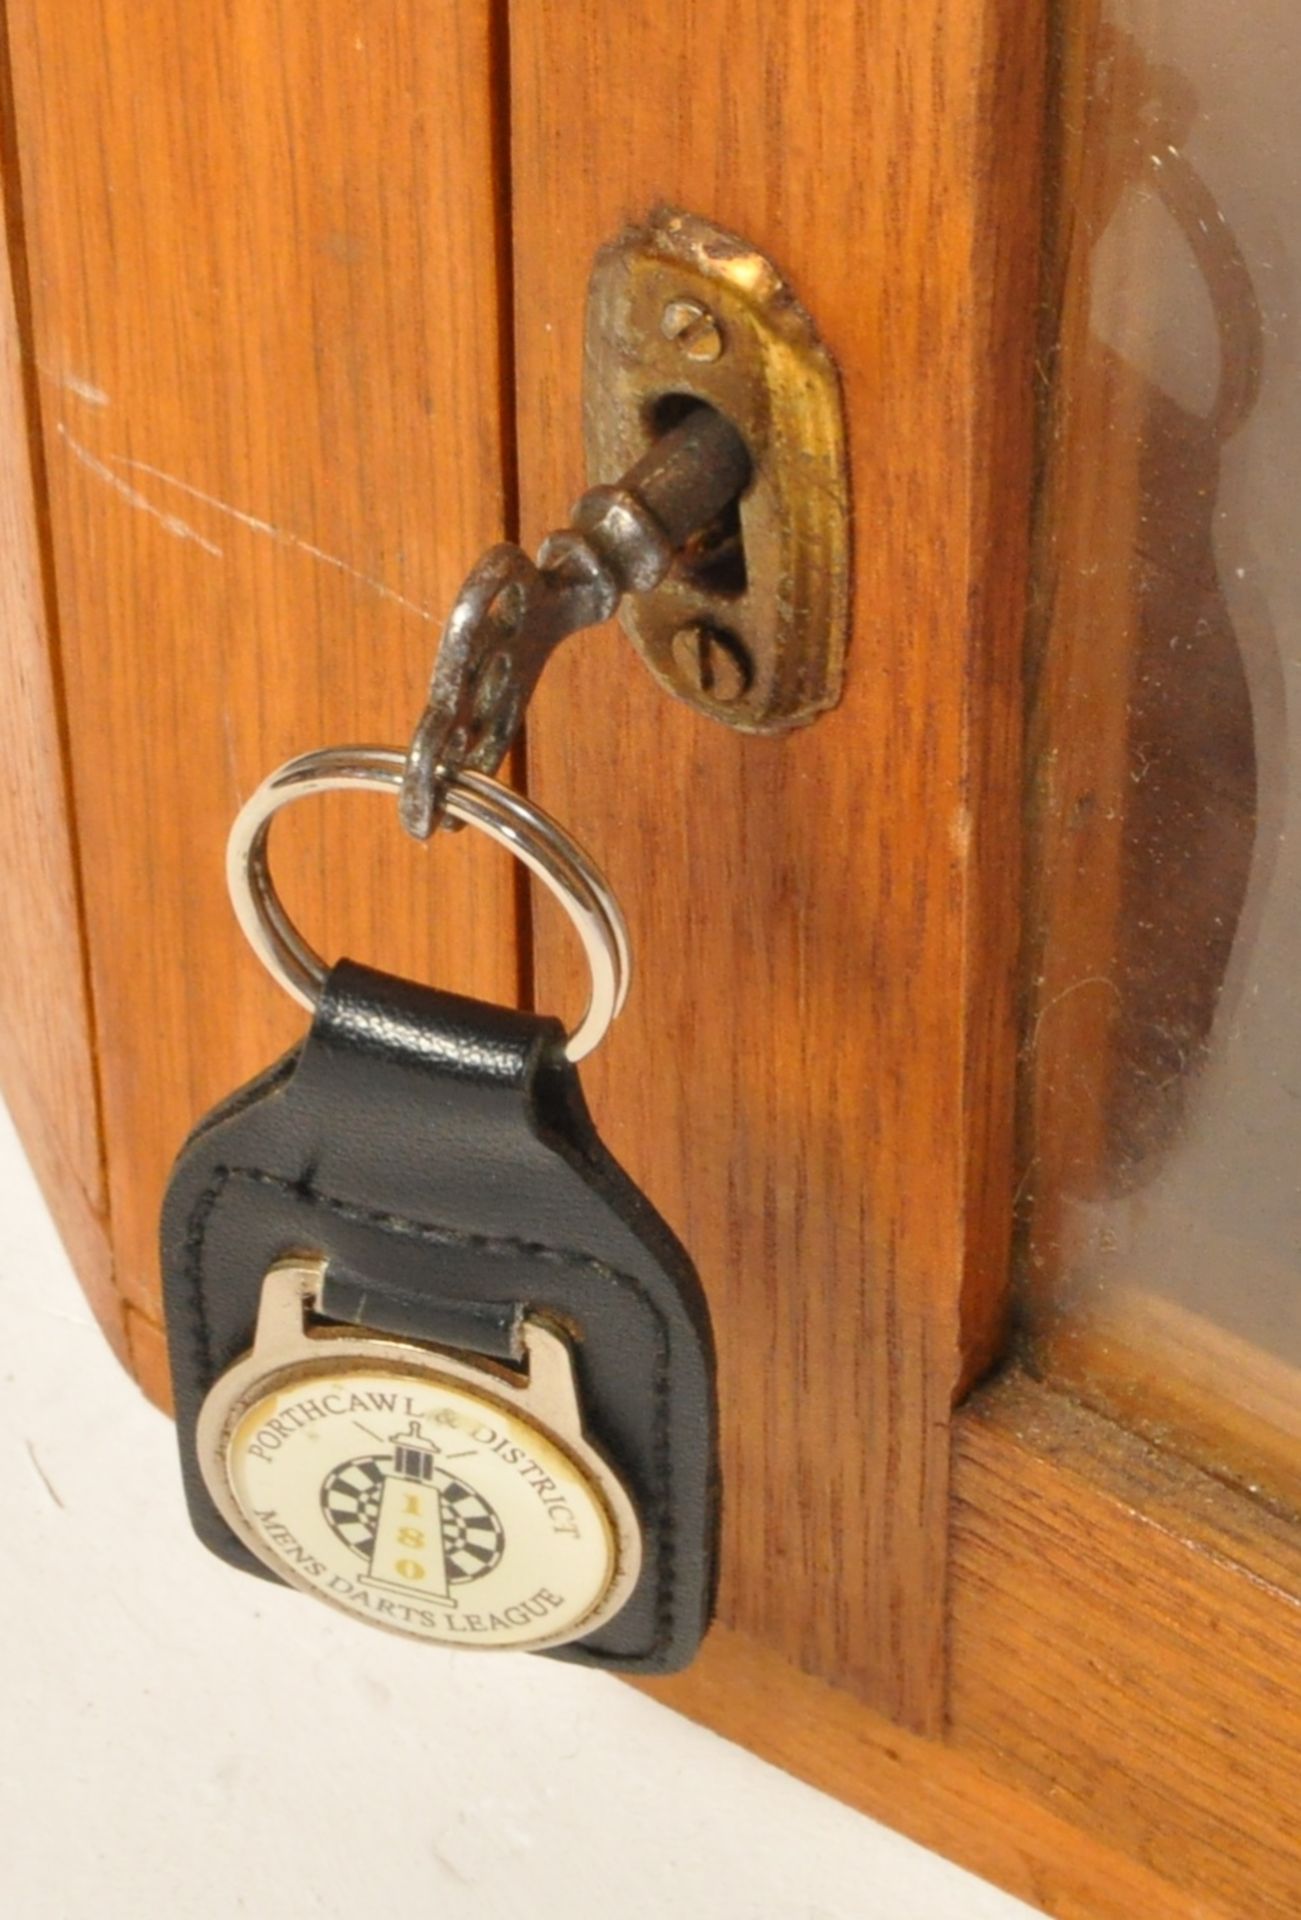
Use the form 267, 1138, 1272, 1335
4, 0, 520, 1397
638, 1625, 1202, 1920
950, 1377, 1301, 1919
643, 1372, 1301, 1920
6, 7, 1299, 1914
0, 71, 114, 1350
510, 0, 1044, 1728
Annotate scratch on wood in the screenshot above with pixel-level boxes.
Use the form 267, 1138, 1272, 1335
218, 700, 242, 809
24, 1439, 65, 1510
1028, 974, 1122, 1054
113, 454, 435, 621
56, 426, 224, 558
38, 365, 110, 406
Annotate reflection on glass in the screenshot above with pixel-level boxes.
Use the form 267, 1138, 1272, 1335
1021, 0, 1300, 1506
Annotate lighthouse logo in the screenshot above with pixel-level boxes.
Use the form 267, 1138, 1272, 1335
320, 1418, 505, 1606
223, 1365, 621, 1647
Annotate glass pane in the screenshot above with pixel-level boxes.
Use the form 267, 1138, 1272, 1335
1022, 0, 1301, 1507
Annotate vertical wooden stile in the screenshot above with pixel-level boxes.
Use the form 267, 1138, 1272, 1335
509, 0, 1045, 1726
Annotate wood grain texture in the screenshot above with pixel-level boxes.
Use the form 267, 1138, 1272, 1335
0, 66, 116, 1356
5, 9, 1299, 1912
1019, 2, 1145, 1289
641, 1623, 1229, 1920
640, 1368, 1301, 1920
951, 1373, 1301, 1917
5, 0, 520, 1389
510, 0, 1045, 1726
1045, 1280, 1301, 1519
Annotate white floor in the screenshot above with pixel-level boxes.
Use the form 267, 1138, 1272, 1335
0, 1097, 1035, 1920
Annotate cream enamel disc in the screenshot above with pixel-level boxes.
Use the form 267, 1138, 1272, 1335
214, 1360, 621, 1650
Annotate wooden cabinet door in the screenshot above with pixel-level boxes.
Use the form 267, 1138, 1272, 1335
0, 1, 522, 1395
1, 5, 1296, 1915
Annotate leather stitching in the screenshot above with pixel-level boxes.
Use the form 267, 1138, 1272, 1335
184, 1162, 676, 1664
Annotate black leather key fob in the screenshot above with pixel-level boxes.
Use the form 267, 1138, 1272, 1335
162, 959, 717, 1674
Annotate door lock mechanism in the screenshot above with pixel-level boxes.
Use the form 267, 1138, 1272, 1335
402, 208, 850, 839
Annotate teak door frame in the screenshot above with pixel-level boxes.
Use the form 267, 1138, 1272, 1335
510, 5, 1301, 1914
512, 0, 1042, 1737
0, 3, 1297, 1916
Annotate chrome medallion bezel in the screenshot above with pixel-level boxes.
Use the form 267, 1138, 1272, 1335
197, 1259, 642, 1653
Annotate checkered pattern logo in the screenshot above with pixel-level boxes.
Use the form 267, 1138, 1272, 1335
320, 1454, 505, 1583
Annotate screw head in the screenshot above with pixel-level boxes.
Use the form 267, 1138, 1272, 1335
660, 297, 725, 363
669, 624, 750, 704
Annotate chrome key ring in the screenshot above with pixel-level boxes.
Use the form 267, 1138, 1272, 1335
227, 746, 630, 1063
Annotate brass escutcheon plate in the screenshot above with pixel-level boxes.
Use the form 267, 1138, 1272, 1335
585, 207, 850, 732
